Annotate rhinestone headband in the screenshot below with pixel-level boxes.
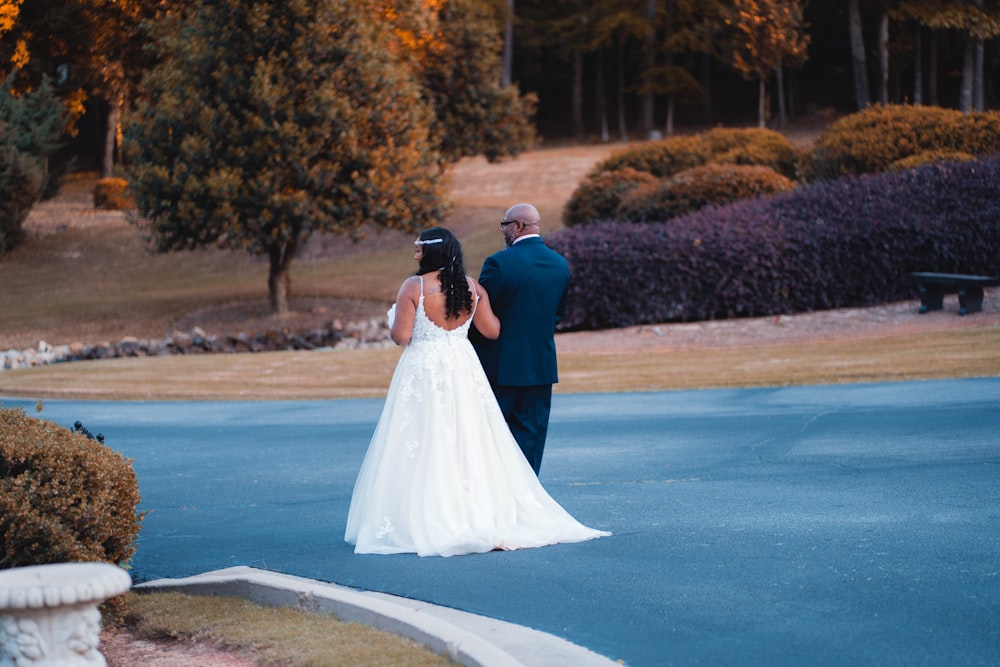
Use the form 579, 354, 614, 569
414, 238, 444, 245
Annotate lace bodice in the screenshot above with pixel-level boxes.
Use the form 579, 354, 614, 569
410, 294, 473, 343
409, 277, 477, 345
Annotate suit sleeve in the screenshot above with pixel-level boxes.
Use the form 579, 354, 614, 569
478, 255, 503, 305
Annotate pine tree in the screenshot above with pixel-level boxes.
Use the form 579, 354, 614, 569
0, 74, 67, 254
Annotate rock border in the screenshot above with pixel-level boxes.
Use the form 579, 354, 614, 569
1, 318, 393, 371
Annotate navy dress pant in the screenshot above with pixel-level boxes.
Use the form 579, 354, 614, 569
494, 384, 552, 475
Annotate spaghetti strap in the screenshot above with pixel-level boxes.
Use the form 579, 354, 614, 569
467, 276, 478, 317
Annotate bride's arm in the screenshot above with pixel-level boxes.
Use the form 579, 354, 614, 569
391, 277, 420, 345
471, 280, 501, 340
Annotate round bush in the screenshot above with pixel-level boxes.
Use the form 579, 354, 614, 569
0, 407, 142, 569
94, 177, 135, 210
562, 167, 660, 226
807, 104, 1000, 180
888, 150, 976, 172
616, 163, 796, 222
693, 127, 801, 179
594, 135, 706, 178
592, 127, 800, 180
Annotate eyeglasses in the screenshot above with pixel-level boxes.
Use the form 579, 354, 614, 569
500, 218, 522, 227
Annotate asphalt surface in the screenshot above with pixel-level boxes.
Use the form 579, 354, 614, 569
3, 377, 999, 666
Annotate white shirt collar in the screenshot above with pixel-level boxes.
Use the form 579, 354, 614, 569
512, 234, 540, 245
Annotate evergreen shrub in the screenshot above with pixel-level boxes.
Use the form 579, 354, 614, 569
0, 131, 43, 254
562, 167, 659, 227
548, 155, 1000, 330
94, 177, 134, 210
593, 127, 800, 179
888, 150, 976, 172
616, 164, 795, 222
0, 407, 142, 570
595, 134, 705, 178
0, 75, 68, 255
806, 104, 1000, 180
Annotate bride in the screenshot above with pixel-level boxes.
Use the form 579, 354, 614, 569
344, 227, 610, 557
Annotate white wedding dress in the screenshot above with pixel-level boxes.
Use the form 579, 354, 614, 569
345, 278, 610, 557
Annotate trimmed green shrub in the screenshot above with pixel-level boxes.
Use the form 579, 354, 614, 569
592, 127, 800, 180
0, 407, 142, 569
547, 155, 1000, 330
888, 150, 976, 172
565, 127, 802, 226
94, 177, 134, 210
0, 132, 43, 254
0, 74, 68, 255
595, 134, 706, 178
806, 104, 1000, 180
562, 167, 660, 227
616, 163, 796, 222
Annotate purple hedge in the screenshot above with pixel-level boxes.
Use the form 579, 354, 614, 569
547, 155, 1000, 330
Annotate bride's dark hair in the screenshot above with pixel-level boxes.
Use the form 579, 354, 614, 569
416, 227, 472, 320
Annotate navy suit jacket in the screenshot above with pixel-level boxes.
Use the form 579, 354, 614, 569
473, 237, 570, 387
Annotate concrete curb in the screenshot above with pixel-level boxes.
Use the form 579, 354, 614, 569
135, 566, 619, 667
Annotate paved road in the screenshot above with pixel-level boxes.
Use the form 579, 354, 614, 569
3, 378, 999, 666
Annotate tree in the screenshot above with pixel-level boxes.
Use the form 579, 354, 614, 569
647, 0, 720, 136
387, 0, 537, 163
0, 74, 67, 254
124, 0, 446, 316
0, 0, 146, 178
589, 0, 651, 141
536, 0, 595, 141
894, 0, 1000, 112
848, 0, 871, 109
727, 0, 810, 128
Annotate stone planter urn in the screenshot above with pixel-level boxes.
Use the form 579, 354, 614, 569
0, 562, 131, 666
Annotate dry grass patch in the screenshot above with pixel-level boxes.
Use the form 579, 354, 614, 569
557, 326, 1000, 393
117, 591, 458, 667
3, 326, 998, 401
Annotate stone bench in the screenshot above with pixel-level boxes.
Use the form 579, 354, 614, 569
907, 272, 1000, 315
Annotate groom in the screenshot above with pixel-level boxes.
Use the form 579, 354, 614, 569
472, 203, 570, 475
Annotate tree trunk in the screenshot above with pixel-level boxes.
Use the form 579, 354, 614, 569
572, 49, 584, 140
639, 0, 656, 135
756, 76, 765, 128
702, 53, 713, 124
502, 0, 513, 88
973, 40, 984, 111
268, 239, 297, 316
960, 36, 974, 112
617, 37, 627, 141
848, 0, 870, 110
878, 10, 889, 104
665, 95, 675, 137
913, 23, 922, 105
102, 100, 119, 179
596, 48, 609, 143
929, 29, 938, 106
973, 0, 984, 110
776, 65, 786, 129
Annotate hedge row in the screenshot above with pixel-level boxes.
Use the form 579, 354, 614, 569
616, 164, 795, 223
564, 106, 1000, 229
593, 127, 801, 180
547, 155, 1000, 330
566, 128, 795, 228
806, 104, 1000, 180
